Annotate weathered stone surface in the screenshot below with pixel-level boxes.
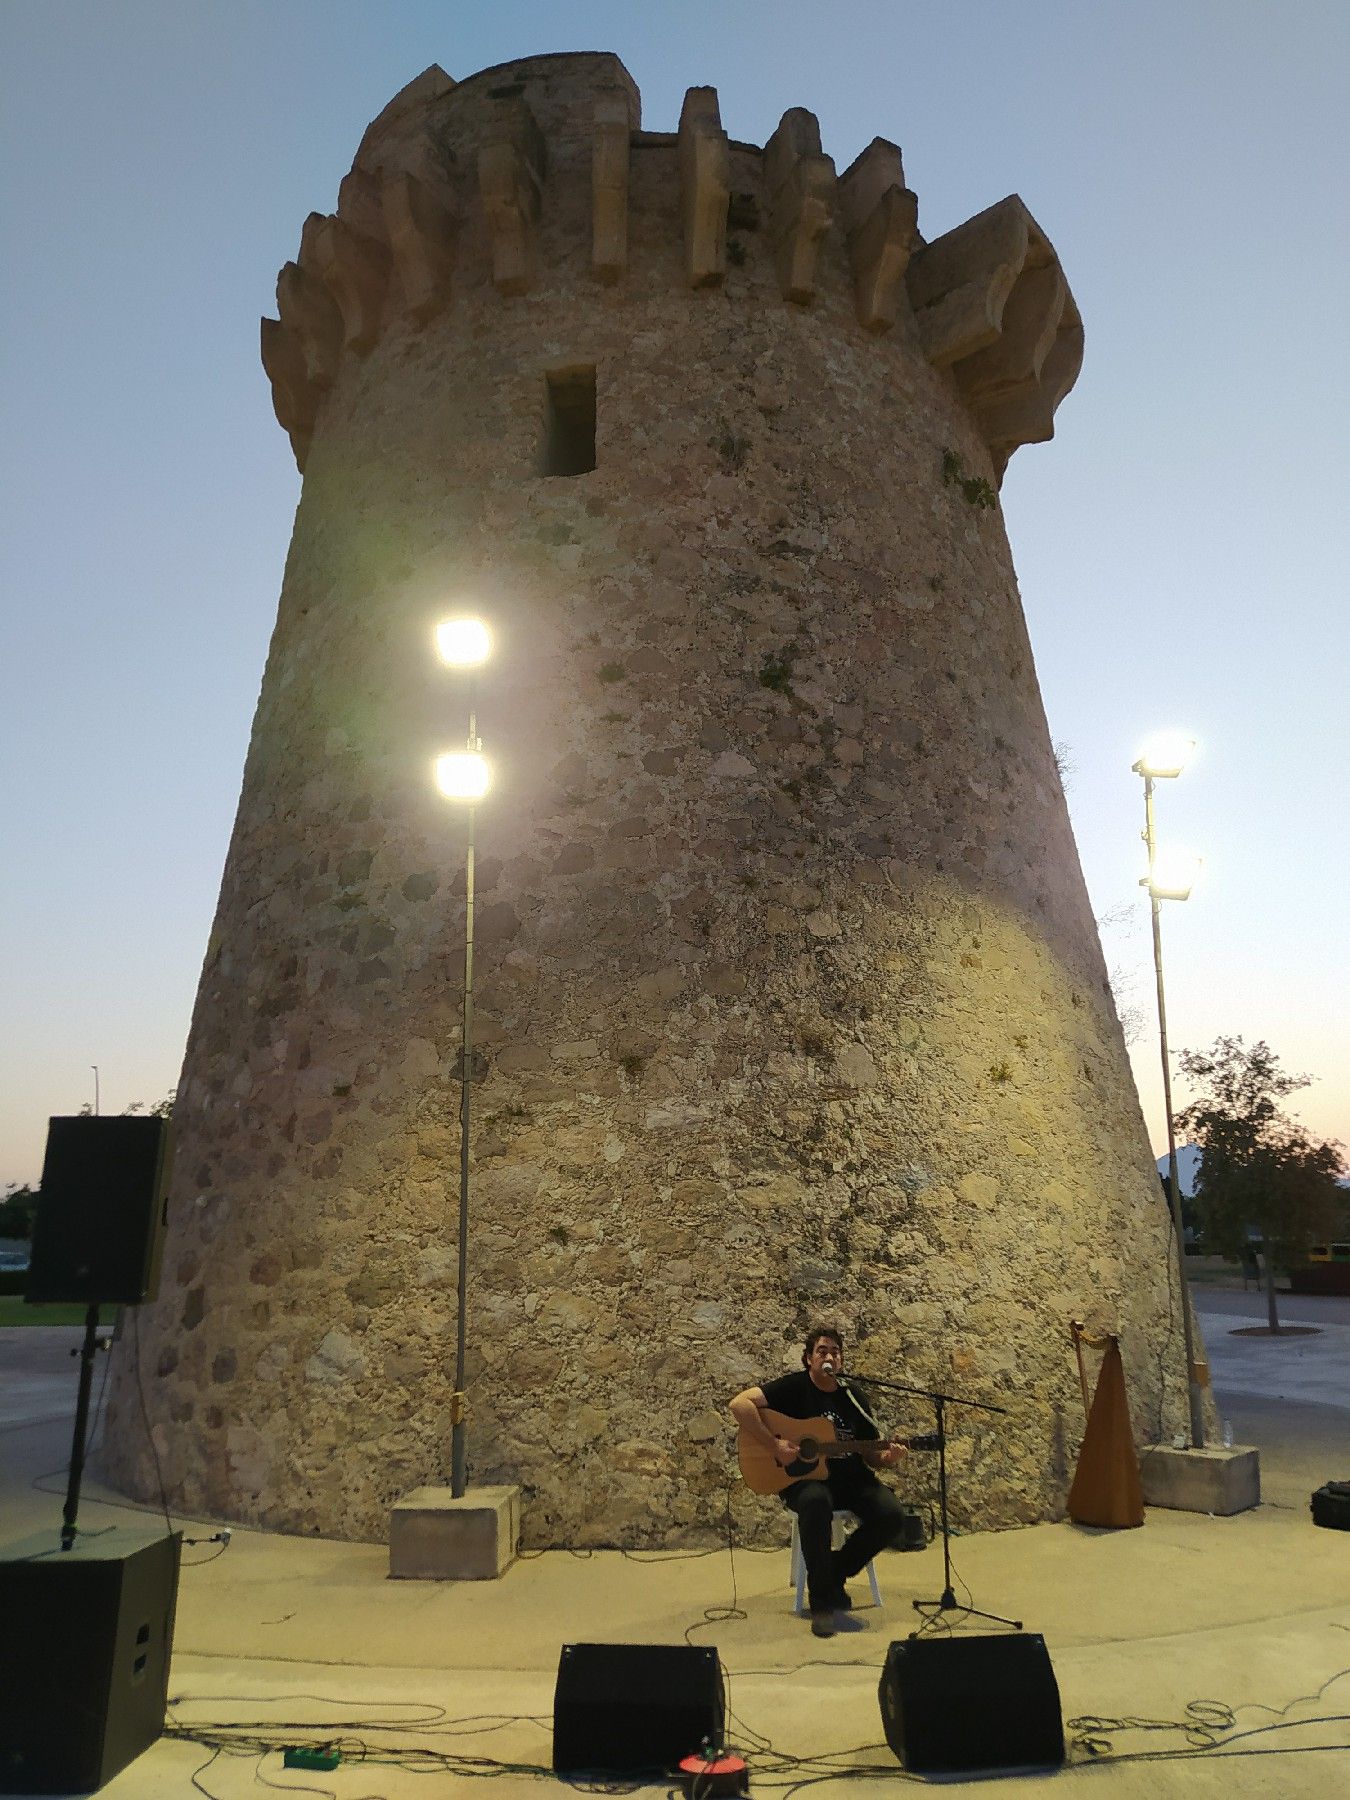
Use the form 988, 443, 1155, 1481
477, 93, 545, 296
906, 195, 1083, 479
1141, 1445, 1260, 1516
678, 86, 730, 288
299, 213, 390, 355
103, 51, 1179, 1554
764, 108, 836, 304
839, 139, 918, 333
591, 87, 630, 282
389, 1483, 520, 1579
381, 171, 458, 322
259, 317, 317, 468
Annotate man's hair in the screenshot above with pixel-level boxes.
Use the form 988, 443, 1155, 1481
802, 1325, 845, 1367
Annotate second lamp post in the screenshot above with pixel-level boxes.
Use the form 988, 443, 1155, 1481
433, 616, 492, 1498
1132, 730, 1206, 1449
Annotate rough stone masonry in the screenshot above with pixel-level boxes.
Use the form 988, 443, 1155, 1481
101, 52, 1208, 1546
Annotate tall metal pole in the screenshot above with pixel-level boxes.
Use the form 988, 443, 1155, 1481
451, 698, 477, 1499
1141, 772, 1207, 1448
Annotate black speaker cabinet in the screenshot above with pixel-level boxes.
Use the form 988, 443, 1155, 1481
553, 1642, 723, 1775
879, 1634, 1065, 1775
0, 1527, 181, 1794
26, 1115, 172, 1305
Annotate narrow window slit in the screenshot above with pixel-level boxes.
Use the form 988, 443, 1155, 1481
542, 366, 596, 476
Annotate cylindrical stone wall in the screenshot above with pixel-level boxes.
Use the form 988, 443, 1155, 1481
102, 52, 1204, 1545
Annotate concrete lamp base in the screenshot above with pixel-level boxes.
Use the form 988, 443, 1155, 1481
1141, 1445, 1261, 1516
389, 1485, 521, 1580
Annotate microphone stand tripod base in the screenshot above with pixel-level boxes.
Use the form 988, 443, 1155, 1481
912, 1592, 1022, 1632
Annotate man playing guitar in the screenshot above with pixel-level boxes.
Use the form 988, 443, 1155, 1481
730, 1326, 912, 1637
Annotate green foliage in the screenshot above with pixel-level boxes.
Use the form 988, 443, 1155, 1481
122, 1089, 176, 1119
1175, 1037, 1345, 1267
0, 1183, 39, 1240
758, 643, 799, 693
795, 1025, 834, 1063
0, 1297, 116, 1326
941, 448, 997, 509
714, 432, 750, 471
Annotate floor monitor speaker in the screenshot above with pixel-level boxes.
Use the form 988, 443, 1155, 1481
879, 1633, 1065, 1775
0, 1528, 181, 1794
553, 1642, 723, 1775
26, 1114, 172, 1304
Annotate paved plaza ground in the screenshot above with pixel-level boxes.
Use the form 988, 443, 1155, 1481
2, 1281, 1347, 1798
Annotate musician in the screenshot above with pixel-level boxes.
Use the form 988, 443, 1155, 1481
729, 1326, 909, 1637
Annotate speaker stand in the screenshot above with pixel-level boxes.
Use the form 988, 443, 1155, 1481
60, 1302, 104, 1551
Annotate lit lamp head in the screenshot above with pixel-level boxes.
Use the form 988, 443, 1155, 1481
1146, 846, 1202, 902
435, 617, 492, 668
1132, 730, 1197, 780
434, 751, 490, 803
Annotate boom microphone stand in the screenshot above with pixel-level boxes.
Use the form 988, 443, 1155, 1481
844, 1370, 1021, 1633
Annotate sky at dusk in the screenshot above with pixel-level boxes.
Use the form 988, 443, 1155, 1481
2, 0, 1346, 1189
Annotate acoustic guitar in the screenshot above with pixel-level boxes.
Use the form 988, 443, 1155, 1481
738, 1408, 943, 1495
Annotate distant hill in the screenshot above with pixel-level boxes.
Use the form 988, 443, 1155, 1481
1156, 1142, 1202, 1198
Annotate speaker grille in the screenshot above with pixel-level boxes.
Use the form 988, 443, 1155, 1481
553, 1642, 723, 1774
26, 1115, 171, 1304
879, 1634, 1064, 1774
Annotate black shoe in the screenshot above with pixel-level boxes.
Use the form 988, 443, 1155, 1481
810, 1609, 836, 1638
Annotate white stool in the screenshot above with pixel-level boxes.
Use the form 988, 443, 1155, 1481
789, 1509, 882, 1615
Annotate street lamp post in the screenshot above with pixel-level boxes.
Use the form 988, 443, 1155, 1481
1133, 731, 1206, 1449
433, 617, 492, 1499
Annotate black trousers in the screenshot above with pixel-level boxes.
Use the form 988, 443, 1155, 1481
782, 1474, 908, 1613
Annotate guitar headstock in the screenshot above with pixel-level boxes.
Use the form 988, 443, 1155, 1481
908, 1432, 944, 1453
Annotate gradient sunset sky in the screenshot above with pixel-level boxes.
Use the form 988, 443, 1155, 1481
2, 0, 1346, 1188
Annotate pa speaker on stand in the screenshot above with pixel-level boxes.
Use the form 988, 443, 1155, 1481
26, 1114, 172, 1305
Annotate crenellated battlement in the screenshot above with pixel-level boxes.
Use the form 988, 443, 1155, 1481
261, 52, 1081, 479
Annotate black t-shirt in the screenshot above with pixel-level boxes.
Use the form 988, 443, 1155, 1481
760, 1370, 880, 1491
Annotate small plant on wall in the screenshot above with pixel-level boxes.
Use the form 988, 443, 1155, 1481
942, 448, 998, 510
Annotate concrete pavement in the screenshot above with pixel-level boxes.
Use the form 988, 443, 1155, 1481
2, 1291, 1348, 1798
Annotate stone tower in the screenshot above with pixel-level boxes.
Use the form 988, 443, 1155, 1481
102, 52, 1201, 1547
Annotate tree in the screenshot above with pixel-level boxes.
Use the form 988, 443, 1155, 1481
1175, 1037, 1345, 1332
123, 1090, 176, 1119
0, 1183, 40, 1240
